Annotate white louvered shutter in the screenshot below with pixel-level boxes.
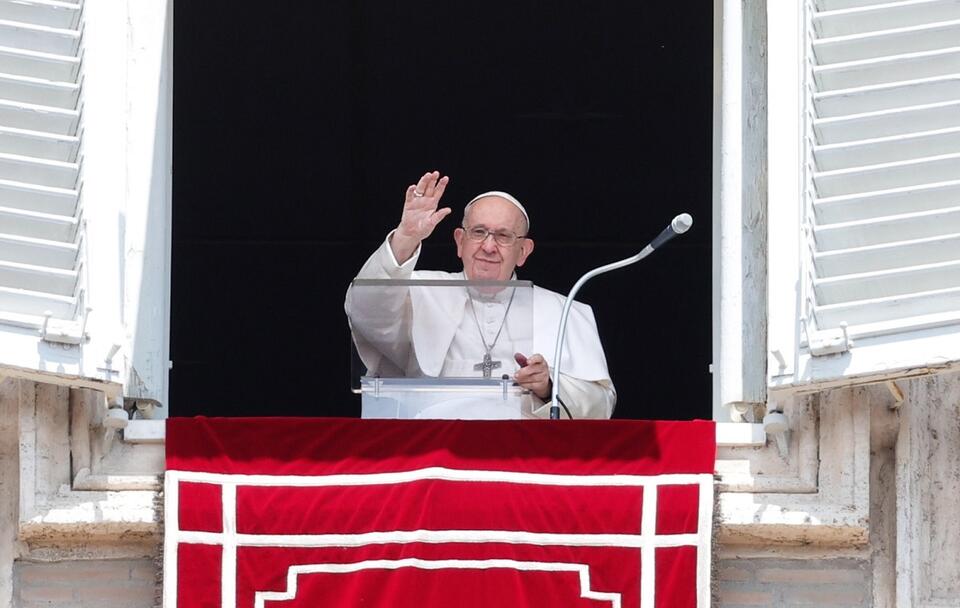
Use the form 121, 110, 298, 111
0, 0, 84, 340
769, 0, 960, 390
0, 0, 173, 411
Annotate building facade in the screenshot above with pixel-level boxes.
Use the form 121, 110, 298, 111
2, 0, 960, 606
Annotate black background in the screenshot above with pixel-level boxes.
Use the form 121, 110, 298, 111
171, 2, 713, 419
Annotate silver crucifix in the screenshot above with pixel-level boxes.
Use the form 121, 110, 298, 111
474, 353, 502, 378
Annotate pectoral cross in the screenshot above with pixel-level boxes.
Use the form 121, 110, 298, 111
474, 353, 502, 378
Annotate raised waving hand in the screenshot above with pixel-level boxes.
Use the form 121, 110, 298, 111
390, 171, 451, 263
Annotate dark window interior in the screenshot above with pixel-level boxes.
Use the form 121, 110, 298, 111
171, 2, 713, 419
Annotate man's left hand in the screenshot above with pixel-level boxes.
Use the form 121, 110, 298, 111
514, 353, 552, 400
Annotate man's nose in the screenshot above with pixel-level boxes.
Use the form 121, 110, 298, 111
480, 233, 499, 251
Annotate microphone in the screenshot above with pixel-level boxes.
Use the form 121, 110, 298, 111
549, 213, 693, 419
650, 213, 693, 250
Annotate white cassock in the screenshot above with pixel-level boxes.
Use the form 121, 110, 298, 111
345, 231, 617, 419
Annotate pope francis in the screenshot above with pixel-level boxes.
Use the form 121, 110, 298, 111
346, 170, 616, 419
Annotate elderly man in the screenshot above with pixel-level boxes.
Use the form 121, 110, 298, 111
347, 170, 615, 419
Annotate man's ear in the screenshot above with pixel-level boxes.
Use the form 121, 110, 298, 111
516, 237, 535, 267
453, 227, 465, 259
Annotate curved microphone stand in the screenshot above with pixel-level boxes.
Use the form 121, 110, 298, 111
549, 213, 693, 419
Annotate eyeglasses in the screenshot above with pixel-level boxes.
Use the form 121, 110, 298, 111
463, 226, 527, 247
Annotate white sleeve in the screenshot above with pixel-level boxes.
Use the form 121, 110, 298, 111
529, 374, 616, 420
356, 230, 421, 279
346, 231, 422, 376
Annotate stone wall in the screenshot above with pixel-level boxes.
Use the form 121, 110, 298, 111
0, 377, 160, 608
2, 371, 960, 607
718, 558, 871, 607
14, 560, 156, 608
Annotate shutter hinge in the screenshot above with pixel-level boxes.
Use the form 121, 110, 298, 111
40, 307, 90, 346
808, 322, 853, 357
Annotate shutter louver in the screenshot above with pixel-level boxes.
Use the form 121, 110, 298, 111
805, 0, 960, 345
0, 0, 83, 336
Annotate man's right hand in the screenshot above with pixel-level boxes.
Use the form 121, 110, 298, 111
390, 171, 451, 264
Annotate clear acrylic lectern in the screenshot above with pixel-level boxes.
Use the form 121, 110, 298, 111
347, 278, 536, 419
